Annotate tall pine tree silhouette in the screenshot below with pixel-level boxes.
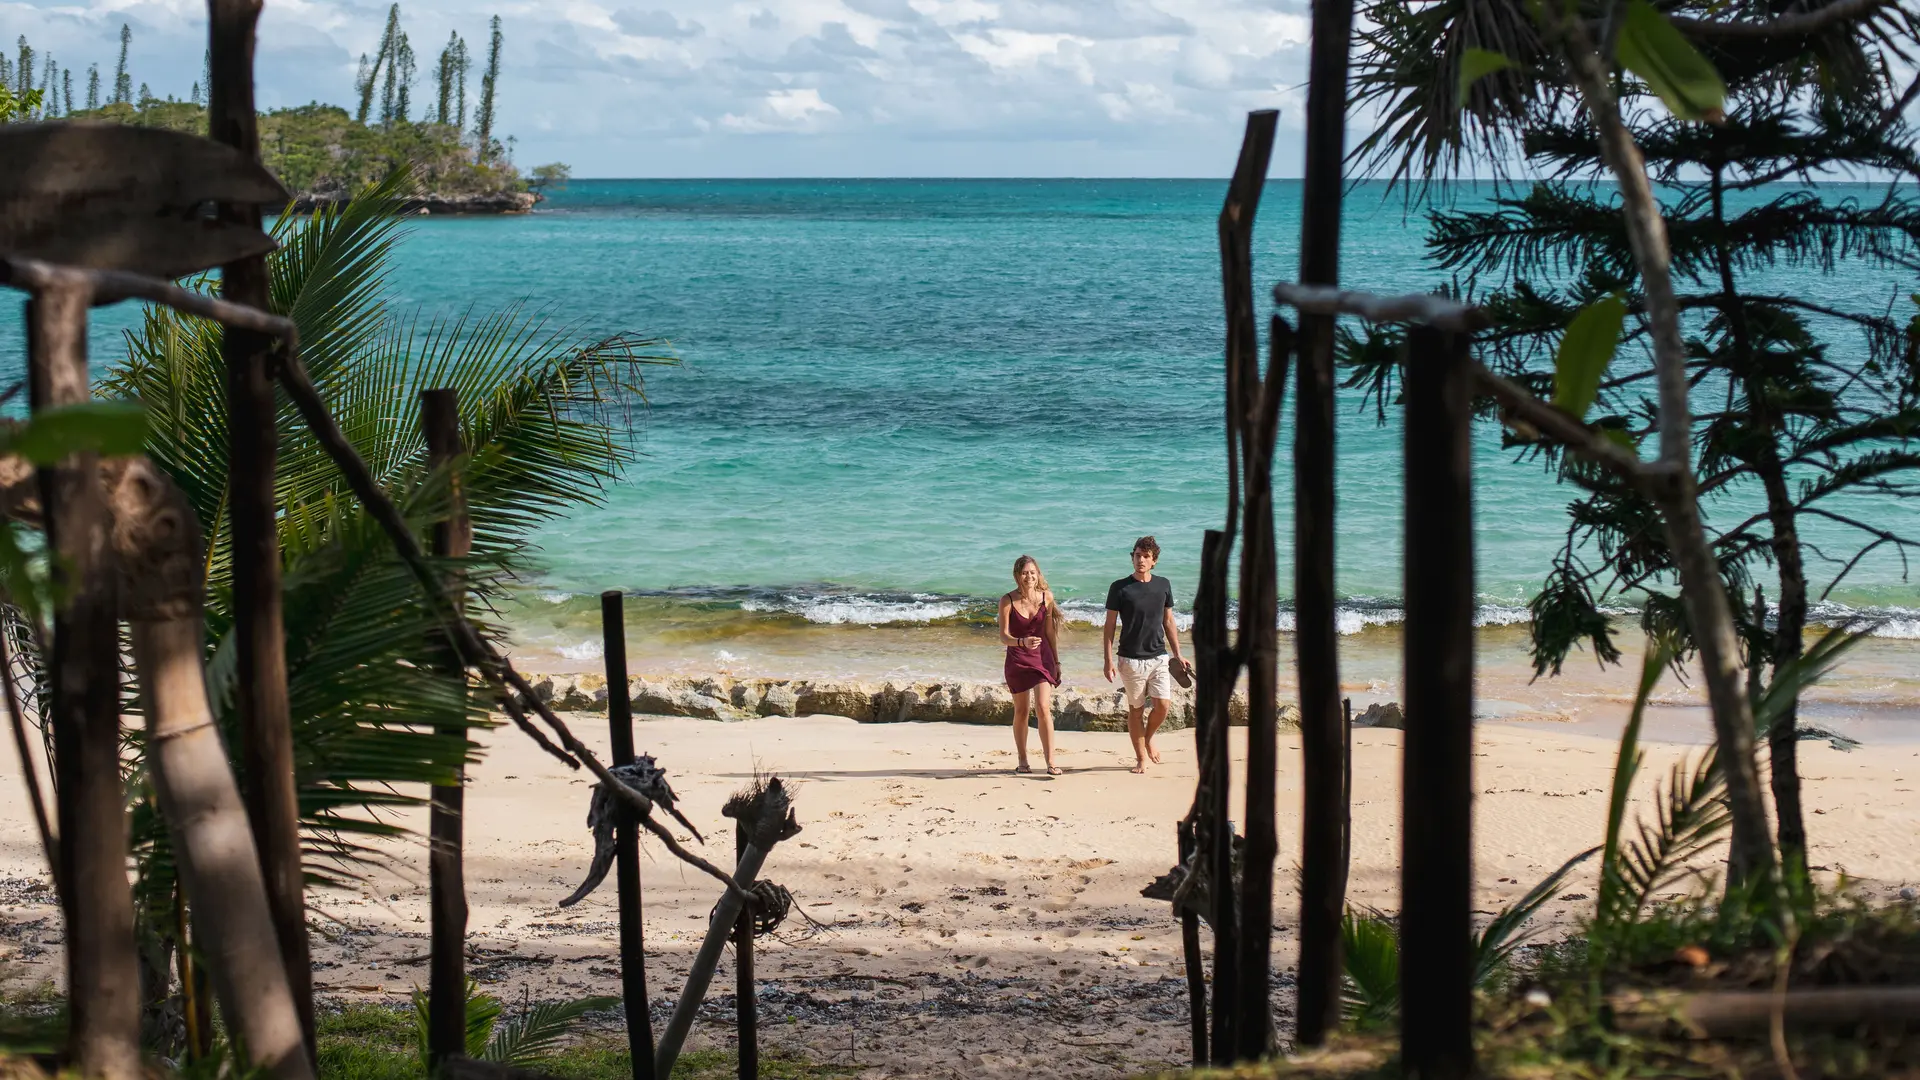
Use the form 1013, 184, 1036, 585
474, 15, 501, 161
111, 23, 130, 105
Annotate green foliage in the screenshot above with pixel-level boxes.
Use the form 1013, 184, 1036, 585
1339, 848, 1594, 1029
1551, 294, 1625, 419
1345, 1, 1920, 689
409, 982, 620, 1069
0, 83, 41, 122
530, 162, 572, 192
5, 403, 147, 464
1339, 909, 1399, 1029
1455, 48, 1517, 109
102, 171, 672, 888
1614, 0, 1726, 123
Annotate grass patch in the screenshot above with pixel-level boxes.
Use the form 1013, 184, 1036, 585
314, 1003, 848, 1080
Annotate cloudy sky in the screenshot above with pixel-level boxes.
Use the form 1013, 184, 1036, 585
6, 0, 1326, 176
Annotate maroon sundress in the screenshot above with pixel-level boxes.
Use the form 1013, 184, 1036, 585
1003, 596, 1062, 694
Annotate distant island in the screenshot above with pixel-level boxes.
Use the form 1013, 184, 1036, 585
2, 6, 569, 215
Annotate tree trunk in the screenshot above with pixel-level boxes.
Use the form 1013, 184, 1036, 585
207, 0, 313, 1049
1549, 8, 1775, 887
108, 457, 315, 1080
422, 389, 473, 1071
29, 280, 144, 1080
1709, 169, 1808, 874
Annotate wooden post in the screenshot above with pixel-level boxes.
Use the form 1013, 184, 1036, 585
1177, 819, 1206, 1067
29, 280, 143, 1080
602, 591, 655, 1080
423, 389, 472, 1070
208, 0, 312, 1054
1400, 326, 1475, 1080
1218, 112, 1281, 1062
735, 826, 758, 1080
1191, 528, 1237, 1065
1293, 0, 1358, 1049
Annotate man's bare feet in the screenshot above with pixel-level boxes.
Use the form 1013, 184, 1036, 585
1130, 761, 1147, 774
1145, 739, 1162, 764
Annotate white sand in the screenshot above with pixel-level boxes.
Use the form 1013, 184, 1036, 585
3, 712, 1919, 1077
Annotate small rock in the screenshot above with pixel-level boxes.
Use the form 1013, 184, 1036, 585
1355, 701, 1404, 730
759, 683, 799, 717
1900, 887, 1916, 902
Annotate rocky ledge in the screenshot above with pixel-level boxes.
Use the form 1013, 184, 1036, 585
287, 190, 538, 215
513, 673, 1322, 733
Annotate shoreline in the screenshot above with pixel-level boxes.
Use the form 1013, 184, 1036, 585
503, 618, 1920, 746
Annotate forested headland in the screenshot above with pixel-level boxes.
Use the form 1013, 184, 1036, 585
2, 5, 570, 213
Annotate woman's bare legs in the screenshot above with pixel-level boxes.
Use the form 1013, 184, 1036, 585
1033, 683, 1059, 774
1011, 688, 1031, 771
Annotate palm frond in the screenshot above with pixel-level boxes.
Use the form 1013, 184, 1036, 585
482, 995, 620, 1066
102, 172, 673, 889
1474, 844, 1600, 986
1340, 907, 1400, 1029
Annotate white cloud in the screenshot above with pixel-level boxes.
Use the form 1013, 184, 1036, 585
3, 0, 1321, 175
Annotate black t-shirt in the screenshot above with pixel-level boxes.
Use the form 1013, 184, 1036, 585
1106, 574, 1175, 659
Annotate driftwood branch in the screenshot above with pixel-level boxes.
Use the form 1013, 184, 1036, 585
1272, 283, 1490, 332
1612, 986, 1920, 1036
0, 256, 297, 337
1671, 0, 1895, 39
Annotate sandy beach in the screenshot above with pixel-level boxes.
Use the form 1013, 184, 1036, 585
4, 698, 1920, 1077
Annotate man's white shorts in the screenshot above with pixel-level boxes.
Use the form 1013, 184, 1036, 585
1119, 655, 1173, 709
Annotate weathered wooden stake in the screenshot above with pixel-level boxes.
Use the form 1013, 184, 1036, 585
1192, 527, 1237, 1065
208, 0, 313, 1053
655, 782, 795, 1079
602, 590, 657, 1080
1400, 325, 1475, 1080
1293, 0, 1358, 1049
735, 825, 758, 1080
1218, 110, 1282, 1062
1177, 819, 1206, 1067
423, 389, 472, 1071
29, 281, 143, 1080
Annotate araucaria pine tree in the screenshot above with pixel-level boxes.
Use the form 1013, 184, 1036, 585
394, 31, 416, 122
84, 63, 99, 110
377, 4, 404, 125
112, 23, 131, 105
1347, 0, 1920, 884
454, 35, 470, 129
474, 15, 502, 161
15, 37, 33, 101
61, 68, 71, 114
435, 31, 466, 126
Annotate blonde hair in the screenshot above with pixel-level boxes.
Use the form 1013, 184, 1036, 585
1010, 555, 1066, 642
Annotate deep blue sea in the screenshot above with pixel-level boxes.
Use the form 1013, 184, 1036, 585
3, 179, 1915, 662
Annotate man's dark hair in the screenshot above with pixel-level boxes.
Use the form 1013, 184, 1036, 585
1132, 535, 1160, 559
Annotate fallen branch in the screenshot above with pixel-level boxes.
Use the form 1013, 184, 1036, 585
1612, 986, 1920, 1036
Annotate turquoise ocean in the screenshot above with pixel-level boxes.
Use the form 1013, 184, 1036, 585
3, 179, 1916, 697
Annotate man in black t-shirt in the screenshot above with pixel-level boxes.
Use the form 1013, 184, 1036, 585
1102, 535, 1187, 774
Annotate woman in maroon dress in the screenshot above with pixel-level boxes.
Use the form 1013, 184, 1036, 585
999, 555, 1064, 775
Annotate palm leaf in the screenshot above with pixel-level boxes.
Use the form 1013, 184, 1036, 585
100, 173, 674, 890
412, 979, 503, 1063
1474, 844, 1600, 986
482, 995, 620, 1066
1340, 907, 1401, 1028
